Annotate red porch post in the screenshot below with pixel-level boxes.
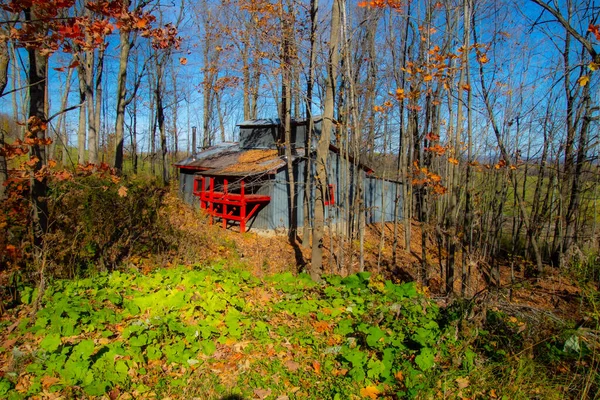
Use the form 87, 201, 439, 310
222, 178, 228, 229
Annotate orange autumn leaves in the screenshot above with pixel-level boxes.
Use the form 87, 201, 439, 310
0, 0, 181, 56
360, 385, 380, 399
358, 0, 403, 10
577, 23, 600, 86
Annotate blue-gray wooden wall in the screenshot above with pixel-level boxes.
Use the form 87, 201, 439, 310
364, 176, 403, 224
177, 157, 403, 231
179, 171, 197, 206
267, 153, 403, 230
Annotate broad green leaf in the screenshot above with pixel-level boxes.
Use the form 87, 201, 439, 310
201, 340, 216, 356
146, 345, 162, 360
366, 326, 386, 348
129, 333, 148, 347
415, 347, 434, 371
40, 333, 62, 353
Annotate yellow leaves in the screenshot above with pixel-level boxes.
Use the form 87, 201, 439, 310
373, 105, 385, 113
448, 157, 459, 165
478, 53, 489, 64
423, 74, 433, 82
118, 186, 128, 198
360, 386, 380, 399
589, 62, 599, 71
578, 75, 590, 87
394, 87, 405, 100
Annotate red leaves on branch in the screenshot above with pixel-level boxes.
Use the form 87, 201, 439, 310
57, 20, 82, 39
143, 23, 181, 50
2, 0, 181, 56
589, 23, 600, 41
425, 132, 440, 141
358, 0, 404, 10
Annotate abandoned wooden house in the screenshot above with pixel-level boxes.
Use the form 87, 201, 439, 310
175, 117, 402, 233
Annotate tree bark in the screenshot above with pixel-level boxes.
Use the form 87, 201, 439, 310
302, 0, 318, 248
0, 40, 9, 200
114, 22, 131, 172
76, 60, 87, 164
311, 0, 341, 280
25, 7, 49, 256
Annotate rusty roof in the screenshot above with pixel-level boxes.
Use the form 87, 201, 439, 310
175, 144, 305, 177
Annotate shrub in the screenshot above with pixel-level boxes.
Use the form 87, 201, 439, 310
43, 174, 174, 277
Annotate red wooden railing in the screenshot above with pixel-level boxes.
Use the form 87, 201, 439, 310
193, 176, 270, 233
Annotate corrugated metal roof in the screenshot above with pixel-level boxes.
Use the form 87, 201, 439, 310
175, 143, 239, 168
237, 116, 323, 127
237, 118, 281, 126
175, 145, 305, 177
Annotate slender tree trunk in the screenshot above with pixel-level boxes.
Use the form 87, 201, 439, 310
311, 0, 341, 279
85, 47, 97, 164
132, 86, 138, 174
76, 61, 87, 164
53, 62, 74, 165
473, 16, 544, 274
114, 18, 131, 172
154, 59, 169, 185
302, 0, 319, 248
0, 40, 9, 200
281, 2, 297, 242
25, 8, 49, 257
94, 46, 104, 162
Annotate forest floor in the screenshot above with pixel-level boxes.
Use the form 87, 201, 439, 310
162, 191, 585, 322
0, 189, 597, 399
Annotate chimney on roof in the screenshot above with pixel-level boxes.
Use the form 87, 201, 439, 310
191, 126, 197, 154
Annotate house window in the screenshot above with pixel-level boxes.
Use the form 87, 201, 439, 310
324, 184, 335, 206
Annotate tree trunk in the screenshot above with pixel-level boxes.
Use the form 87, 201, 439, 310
77, 60, 87, 164
155, 63, 169, 185
311, 0, 341, 280
94, 46, 104, 162
85, 47, 97, 164
281, 2, 296, 242
25, 8, 49, 257
0, 40, 9, 200
114, 23, 131, 172
302, 0, 319, 248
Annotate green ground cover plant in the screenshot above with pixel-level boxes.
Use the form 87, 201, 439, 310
0, 264, 479, 399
